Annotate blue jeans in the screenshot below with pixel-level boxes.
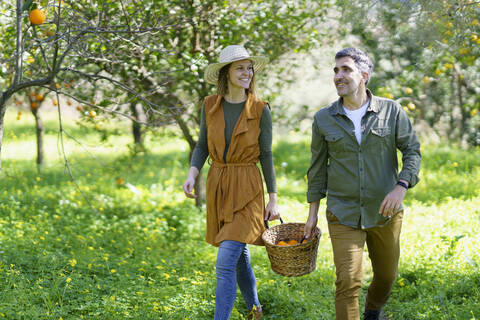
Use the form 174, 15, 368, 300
214, 240, 261, 320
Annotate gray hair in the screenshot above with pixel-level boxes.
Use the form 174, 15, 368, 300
335, 47, 373, 85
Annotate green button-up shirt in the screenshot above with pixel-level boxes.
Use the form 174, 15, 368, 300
307, 90, 421, 229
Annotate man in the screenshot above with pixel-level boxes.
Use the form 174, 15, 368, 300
304, 47, 421, 320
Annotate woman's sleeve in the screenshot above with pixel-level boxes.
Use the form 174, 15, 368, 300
258, 104, 277, 193
190, 103, 209, 171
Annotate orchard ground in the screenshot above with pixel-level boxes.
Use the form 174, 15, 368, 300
0, 108, 479, 319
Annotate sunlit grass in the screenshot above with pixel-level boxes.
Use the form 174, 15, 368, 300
0, 109, 479, 319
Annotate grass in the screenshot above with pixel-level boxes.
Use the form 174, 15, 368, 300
0, 109, 479, 319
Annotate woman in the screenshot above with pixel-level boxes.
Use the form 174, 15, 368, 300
183, 45, 280, 320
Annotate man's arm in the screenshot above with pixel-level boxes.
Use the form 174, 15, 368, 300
305, 116, 328, 237
379, 106, 421, 216
396, 106, 421, 188
306, 118, 328, 203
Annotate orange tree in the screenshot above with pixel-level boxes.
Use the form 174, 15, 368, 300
1, 1, 331, 189
19, 88, 51, 169
0, 0, 195, 171
336, 0, 480, 144
38, 0, 332, 203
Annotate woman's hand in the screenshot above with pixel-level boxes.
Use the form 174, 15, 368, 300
183, 167, 199, 198
265, 193, 280, 221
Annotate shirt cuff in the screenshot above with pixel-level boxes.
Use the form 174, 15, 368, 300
399, 171, 419, 188
307, 190, 326, 203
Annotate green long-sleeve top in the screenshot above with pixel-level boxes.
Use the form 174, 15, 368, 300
307, 90, 421, 229
191, 99, 277, 193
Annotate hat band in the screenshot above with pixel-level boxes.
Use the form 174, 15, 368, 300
219, 54, 250, 63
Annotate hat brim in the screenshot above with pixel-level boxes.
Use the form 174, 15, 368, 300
204, 56, 269, 85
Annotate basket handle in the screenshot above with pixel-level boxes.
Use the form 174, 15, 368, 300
264, 217, 284, 229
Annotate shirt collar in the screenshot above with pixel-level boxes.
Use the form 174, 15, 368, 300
330, 89, 379, 115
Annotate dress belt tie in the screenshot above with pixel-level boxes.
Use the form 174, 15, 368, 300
210, 161, 256, 223
211, 161, 255, 168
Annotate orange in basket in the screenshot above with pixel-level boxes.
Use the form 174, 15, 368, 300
263, 222, 321, 277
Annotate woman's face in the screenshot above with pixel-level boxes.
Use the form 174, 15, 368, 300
228, 59, 254, 91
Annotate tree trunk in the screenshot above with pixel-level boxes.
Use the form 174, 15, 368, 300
449, 73, 457, 141
0, 102, 7, 171
130, 102, 146, 153
27, 94, 46, 169
0, 91, 15, 171
33, 108, 45, 170
457, 73, 467, 142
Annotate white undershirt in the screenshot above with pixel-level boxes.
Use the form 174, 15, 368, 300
343, 100, 370, 145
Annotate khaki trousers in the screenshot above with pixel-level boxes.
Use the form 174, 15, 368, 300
327, 211, 403, 320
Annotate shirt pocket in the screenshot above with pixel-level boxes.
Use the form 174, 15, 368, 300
325, 133, 346, 154
366, 127, 391, 151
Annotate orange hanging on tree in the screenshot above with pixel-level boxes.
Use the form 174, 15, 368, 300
29, 9, 46, 25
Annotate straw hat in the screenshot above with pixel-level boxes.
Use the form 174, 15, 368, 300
204, 45, 268, 84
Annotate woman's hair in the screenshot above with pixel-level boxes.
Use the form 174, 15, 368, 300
216, 62, 257, 97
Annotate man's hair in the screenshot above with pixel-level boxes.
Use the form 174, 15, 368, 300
335, 47, 374, 85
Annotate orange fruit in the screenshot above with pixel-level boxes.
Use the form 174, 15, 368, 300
35, 93, 44, 101
287, 239, 298, 246
302, 239, 308, 244
89, 110, 97, 118
29, 9, 46, 25
31, 102, 38, 110
52, 100, 58, 106
277, 240, 288, 246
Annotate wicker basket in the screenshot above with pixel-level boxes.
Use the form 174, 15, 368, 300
262, 222, 321, 277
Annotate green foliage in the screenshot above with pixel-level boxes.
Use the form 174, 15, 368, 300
336, 0, 480, 145
0, 0, 333, 174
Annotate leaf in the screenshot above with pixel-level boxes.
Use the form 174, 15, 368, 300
99, 100, 110, 107
21, 0, 34, 12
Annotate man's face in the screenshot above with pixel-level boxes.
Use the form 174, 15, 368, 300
333, 56, 368, 98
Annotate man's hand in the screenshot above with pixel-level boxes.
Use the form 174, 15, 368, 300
304, 201, 320, 238
379, 181, 408, 217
